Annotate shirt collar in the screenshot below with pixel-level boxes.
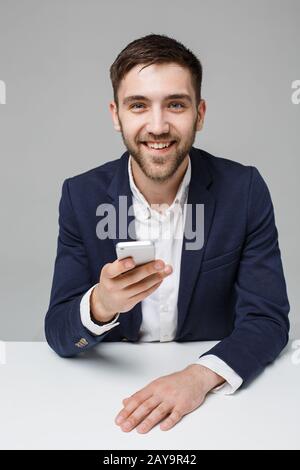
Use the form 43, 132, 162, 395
128, 154, 191, 220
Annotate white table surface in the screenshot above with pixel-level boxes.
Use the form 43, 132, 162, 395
0, 340, 299, 450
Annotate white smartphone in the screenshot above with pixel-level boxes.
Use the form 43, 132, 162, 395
116, 240, 155, 266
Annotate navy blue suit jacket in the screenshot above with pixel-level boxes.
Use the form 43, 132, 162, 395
45, 146, 290, 385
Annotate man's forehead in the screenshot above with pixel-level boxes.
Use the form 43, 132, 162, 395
119, 63, 194, 101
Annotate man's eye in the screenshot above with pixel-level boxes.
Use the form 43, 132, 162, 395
169, 102, 185, 109
130, 102, 185, 110
131, 103, 145, 109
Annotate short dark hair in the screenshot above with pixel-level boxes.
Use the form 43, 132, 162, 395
110, 34, 202, 108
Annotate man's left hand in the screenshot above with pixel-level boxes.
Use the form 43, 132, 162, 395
115, 364, 225, 433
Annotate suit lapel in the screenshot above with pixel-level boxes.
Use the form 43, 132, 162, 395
175, 147, 215, 338
106, 151, 137, 247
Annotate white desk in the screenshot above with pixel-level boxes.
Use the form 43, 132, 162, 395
0, 340, 299, 450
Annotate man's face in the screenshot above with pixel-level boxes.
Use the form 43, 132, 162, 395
110, 62, 206, 183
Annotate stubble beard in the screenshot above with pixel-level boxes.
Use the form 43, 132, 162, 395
119, 118, 198, 184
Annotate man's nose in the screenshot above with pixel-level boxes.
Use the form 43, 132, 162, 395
145, 109, 170, 136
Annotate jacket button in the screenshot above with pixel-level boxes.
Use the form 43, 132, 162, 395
75, 337, 88, 348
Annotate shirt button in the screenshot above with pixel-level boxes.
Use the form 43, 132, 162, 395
160, 305, 168, 312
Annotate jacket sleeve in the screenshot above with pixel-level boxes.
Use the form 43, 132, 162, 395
199, 166, 290, 385
45, 179, 117, 357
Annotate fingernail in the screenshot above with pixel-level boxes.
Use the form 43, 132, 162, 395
164, 265, 172, 274
116, 416, 124, 425
154, 262, 163, 270
138, 424, 147, 433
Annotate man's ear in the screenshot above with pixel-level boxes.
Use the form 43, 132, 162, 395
109, 101, 121, 132
196, 99, 206, 131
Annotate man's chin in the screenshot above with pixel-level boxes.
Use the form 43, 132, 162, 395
129, 144, 186, 181
144, 162, 177, 182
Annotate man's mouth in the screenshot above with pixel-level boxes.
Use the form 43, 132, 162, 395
141, 140, 176, 153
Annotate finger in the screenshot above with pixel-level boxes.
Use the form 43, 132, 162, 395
105, 257, 136, 279
160, 408, 183, 431
114, 259, 170, 289
115, 388, 152, 425
136, 402, 173, 434
125, 267, 172, 297
123, 280, 163, 312
126, 279, 163, 305
118, 396, 161, 432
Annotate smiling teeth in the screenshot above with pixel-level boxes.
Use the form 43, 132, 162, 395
147, 142, 172, 149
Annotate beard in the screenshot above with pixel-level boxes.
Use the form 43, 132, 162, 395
118, 118, 198, 183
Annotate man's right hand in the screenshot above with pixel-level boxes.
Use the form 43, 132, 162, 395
90, 257, 173, 323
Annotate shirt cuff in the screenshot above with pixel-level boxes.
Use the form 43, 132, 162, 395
80, 284, 121, 336
193, 354, 243, 395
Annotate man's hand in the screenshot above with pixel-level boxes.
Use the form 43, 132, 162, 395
90, 257, 173, 323
115, 364, 225, 433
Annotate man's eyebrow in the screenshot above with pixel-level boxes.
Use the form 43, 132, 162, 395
122, 94, 192, 105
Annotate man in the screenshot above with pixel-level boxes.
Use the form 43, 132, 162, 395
45, 34, 290, 434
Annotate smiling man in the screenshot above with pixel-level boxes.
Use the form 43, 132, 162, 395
45, 34, 290, 434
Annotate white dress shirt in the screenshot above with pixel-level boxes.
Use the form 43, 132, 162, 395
80, 154, 243, 394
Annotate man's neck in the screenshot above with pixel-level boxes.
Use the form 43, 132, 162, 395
130, 156, 189, 207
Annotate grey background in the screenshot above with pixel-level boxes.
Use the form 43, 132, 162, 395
0, 0, 299, 341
